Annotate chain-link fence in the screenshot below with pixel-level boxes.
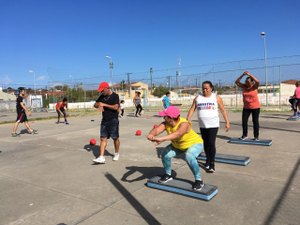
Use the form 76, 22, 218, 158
1, 55, 299, 110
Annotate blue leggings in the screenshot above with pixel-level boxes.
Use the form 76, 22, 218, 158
161, 143, 203, 180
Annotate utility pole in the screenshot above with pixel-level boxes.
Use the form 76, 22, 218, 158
176, 71, 179, 88
127, 73, 132, 98
167, 76, 171, 90
261, 32, 268, 106
105, 56, 114, 87
176, 57, 181, 89
150, 67, 153, 94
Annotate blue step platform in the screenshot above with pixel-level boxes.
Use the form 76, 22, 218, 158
287, 115, 300, 121
197, 152, 250, 166
228, 138, 272, 146
146, 176, 218, 201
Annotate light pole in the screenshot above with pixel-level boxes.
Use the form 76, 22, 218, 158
105, 55, 114, 86
261, 32, 268, 106
29, 70, 36, 95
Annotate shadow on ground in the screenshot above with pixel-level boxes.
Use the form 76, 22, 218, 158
121, 166, 177, 183
83, 144, 114, 158
217, 134, 231, 140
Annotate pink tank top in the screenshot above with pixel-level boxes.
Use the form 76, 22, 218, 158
243, 89, 260, 109
295, 87, 300, 98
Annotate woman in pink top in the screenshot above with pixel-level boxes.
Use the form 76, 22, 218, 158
289, 81, 300, 116
235, 71, 260, 141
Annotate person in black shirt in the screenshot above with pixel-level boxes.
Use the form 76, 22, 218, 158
92, 82, 120, 164
11, 88, 38, 137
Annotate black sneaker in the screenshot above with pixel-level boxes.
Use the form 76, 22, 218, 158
204, 162, 210, 169
193, 180, 204, 191
208, 164, 215, 173
158, 174, 173, 183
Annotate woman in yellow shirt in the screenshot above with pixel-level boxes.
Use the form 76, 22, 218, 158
147, 106, 204, 190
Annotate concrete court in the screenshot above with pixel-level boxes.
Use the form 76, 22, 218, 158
0, 110, 299, 225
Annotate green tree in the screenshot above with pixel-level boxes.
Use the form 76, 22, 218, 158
152, 85, 169, 97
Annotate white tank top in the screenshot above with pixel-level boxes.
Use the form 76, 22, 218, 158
196, 93, 219, 128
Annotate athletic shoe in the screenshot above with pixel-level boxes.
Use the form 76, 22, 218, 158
204, 162, 210, 169
65, 122, 69, 125
113, 153, 119, 161
93, 156, 106, 164
208, 164, 215, 173
193, 180, 204, 191
11, 132, 20, 137
239, 136, 248, 140
28, 129, 38, 134
253, 138, 260, 141
56, 121, 59, 124
158, 174, 173, 183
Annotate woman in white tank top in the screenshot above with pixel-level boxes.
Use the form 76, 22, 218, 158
187, 81, 230, 172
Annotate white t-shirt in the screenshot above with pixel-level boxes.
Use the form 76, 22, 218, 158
196, 93, 219, 128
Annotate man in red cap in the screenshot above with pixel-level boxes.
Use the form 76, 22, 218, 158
93, 82, 120, 164
147, 106, 205, 191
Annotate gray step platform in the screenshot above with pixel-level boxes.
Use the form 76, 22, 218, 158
197, 152, 250, 166
228, 138, 272, 146
287, 116, 300, 121
146, 176, 218, 201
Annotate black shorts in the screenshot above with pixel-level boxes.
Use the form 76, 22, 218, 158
16, 112, 28, 123
100, 118, 119, 140
56, 108, 66, 115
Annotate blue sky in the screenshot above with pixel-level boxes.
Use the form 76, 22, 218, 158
1, 0, 300, 88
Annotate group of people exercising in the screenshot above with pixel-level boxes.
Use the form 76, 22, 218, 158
91, 71, 262, 191
11, 71, 299, 192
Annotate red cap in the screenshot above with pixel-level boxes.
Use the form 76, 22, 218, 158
98, 82, 109, 92
158, 106, 180, 118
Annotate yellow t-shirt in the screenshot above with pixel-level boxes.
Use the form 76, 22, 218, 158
165, 117, 203, 151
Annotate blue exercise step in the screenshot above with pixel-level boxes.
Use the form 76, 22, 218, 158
146, 176, 218, 201
197, 152, 250, 166
228, 138, 272, 146
287, 115, 300, 121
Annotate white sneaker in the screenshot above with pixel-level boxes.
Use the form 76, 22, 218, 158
93, 156, 105, 164
113, 153, 119, 161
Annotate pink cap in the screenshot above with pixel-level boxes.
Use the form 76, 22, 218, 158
158, 106, 180, 118
98, 82, 109, 92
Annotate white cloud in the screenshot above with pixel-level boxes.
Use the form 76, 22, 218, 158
0, 75, 13, 84
37, 75, 47, 81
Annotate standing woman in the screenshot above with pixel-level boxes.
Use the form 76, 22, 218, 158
235, 71, 260, 141
133, 91, 143, 117
187, 81, 230, 172
288, 81, 300, 116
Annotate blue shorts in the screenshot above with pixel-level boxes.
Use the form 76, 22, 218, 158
100, 118, 119, 140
